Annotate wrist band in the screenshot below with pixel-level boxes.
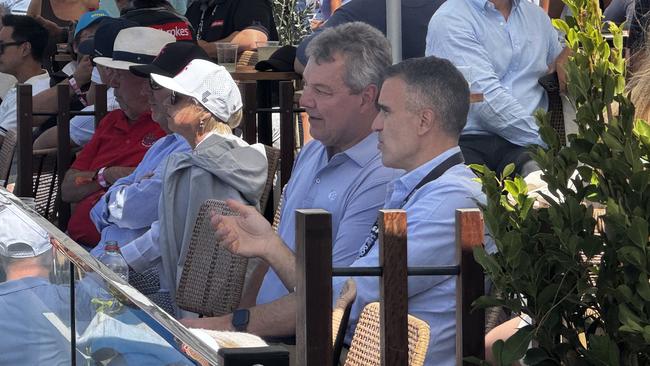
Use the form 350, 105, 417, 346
68, 76, 88, 107
97, 167, 109, 188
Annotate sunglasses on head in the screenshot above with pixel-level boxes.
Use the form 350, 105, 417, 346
149, 78, 163, 91
0, 40, 25, 55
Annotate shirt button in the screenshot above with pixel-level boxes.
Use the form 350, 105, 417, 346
315, 178, 321, 184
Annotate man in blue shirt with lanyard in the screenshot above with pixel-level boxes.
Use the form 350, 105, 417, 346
185, 55, 494, 365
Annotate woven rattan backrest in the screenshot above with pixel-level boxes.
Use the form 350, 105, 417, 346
176, 199, 248, 316
260, 145, 280, 214
32, 148, 59, 223
332, 279, 357, 362
0, 128, 16, 186
344, 302, 430, 366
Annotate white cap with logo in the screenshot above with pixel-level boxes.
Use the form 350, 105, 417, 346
151, 59, 243, 124
0, 204, 50, 259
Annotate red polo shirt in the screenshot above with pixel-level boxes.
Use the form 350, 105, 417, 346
67, 110, 165, 247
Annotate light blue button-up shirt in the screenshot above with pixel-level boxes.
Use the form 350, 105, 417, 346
90, 134, 191, 257
332, 147, 495, 366
425, 0, 563, 147
256, 133, 400, 305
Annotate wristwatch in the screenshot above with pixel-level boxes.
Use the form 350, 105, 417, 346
232, 308, 250, 332
96, 167, 109, 188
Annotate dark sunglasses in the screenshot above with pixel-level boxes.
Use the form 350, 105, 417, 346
0, 41, 25, 54
149, 78, 162, 91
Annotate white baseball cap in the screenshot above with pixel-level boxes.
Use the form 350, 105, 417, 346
94, 27, 175, 70
150, 59, 243, 124
0, 203, 50, 259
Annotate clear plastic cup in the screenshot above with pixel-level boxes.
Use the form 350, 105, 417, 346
216, 43, 239, 72
256, 41, 281, 62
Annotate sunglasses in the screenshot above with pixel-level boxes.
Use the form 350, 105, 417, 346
171, 90, 178, 105
149, 78, 162, 91
0, 41, 25, 55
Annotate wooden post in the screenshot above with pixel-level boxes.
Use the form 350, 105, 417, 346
455, 208, 485, 364
295, 209, 333, 366
378, 209, 409, 366
56, 84, 71, 230
278, 81, 295, 188
94, 84, 108, 128
241, 81, 257, 144
15, 84, 33, 198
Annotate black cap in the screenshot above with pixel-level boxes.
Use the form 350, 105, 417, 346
255, 45, 296, 72
78, 18, 138, 57
129, 42, 210, 78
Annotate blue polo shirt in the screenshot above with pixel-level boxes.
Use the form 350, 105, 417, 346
256, 133, 400, 305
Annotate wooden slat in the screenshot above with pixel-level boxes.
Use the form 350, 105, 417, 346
56, 84, 71, 230
378, 209, 409, 366
278, 81, 295, 188
295, 209, 333, 366
15, 84, 33, 197
94, 84, 108, 128
241, 81, 257, 144
455, 208, 485, 364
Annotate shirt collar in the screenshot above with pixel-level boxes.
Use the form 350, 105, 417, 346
24, 70, 49, 85
335, 132, 380, 167
468, 0, 519, 11
396, 146, 462, 193
115, 110, 153, 132
0, 276, 50, 296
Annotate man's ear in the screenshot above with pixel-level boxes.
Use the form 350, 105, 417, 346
417, 108, 436, 136
359, 84, 379, 109
20, 42, 31, 59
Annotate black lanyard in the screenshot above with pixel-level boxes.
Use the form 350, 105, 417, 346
197, 1, 219, 41
356, 151, 465, 258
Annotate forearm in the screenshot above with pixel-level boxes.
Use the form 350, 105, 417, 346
262, 235, 298, 292
229, 29, 268, 52
240, 259, 269, 308
102, 166, 136, 185
62, 169, 101, 203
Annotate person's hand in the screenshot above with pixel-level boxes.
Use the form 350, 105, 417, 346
73, 55, 93, 86
211, 199, 277, 259
35, 15, 65, 40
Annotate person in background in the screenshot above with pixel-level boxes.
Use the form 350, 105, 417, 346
184, 0, 278, 57
120, 59, 267, 314
120, 0, 194, 41
0, 14, 50, 149
61, 27, 174, 248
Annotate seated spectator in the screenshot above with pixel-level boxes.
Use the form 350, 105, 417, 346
89, 41, 211, 254
294, 0, 446, 73
61, 27, 175, 248
120, 0, 194, 41
0, 14, 50, 148
179, 22, 398, 337
426, 0, 568, 177
190, 56, 495, 366
119, 59, 267, 315
184, 0, 278, 57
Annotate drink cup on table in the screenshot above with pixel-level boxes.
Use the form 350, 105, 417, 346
256, 41, 280, 62
216, 43, 238, 72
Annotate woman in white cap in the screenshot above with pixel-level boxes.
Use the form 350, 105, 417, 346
147, 59, 267, 315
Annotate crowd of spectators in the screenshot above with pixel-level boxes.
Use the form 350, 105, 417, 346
0, 0, 645, 363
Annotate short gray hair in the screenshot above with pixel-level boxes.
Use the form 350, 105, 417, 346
383, 56, 470, 137
306, 22, 392, 94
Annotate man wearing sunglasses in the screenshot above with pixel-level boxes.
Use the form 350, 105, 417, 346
0, 14, 49, 148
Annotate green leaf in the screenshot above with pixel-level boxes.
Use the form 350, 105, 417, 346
626, 216, 649, 248
585, 335, 620, 366
617, 246, 645, 269
500, 326, 534, 364
638, 272, 650, 302
618, 303, 643, 331
501, 163, 515, 178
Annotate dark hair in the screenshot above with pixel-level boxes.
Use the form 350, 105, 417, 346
123, 0, 176, 13
382, 56, 470, 137
1, 15, 49, 61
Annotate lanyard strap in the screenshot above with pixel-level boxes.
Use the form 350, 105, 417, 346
356, 151, 465, 259
197, 2, 219, 41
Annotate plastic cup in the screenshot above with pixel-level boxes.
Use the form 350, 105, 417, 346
216, 43, 238, 72
256, 41, 281, 62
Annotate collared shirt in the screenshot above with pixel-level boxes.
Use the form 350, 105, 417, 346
0, 71, 50, 136
332, 147, 495, 366
256, 133, 400, 305
89, 133, 191, 256
67, 110, 165, 247
425, 0, 563, 147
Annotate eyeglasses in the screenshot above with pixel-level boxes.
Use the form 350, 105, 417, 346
0, 41, 25, 55
149, 78, 162, 91
170, 90, 177, 105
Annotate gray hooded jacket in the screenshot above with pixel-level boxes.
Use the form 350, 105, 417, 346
158, 132, 267, 311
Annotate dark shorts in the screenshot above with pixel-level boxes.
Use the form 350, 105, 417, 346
459, 134, 540, 177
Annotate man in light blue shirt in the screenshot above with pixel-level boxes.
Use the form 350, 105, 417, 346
181, 22, 399, 336
425, 0, 566, 176
196, 56, 495, 365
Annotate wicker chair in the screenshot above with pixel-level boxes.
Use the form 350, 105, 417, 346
176, 199, 248, 316
261, 145, 280, 214
343, 302, 430, 366
539, 72, 566, 146
0, 128, 16, 186
332, 278, 356, 364
32, 147, 60, 223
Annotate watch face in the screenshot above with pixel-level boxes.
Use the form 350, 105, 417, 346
232, 309, 249, 328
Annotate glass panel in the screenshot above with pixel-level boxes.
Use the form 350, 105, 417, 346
0, 191, 73, 365
0, 188, 222, 366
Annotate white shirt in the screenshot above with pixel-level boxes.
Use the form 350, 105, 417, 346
0, 71, 50, 136
70, 67, 119, 146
